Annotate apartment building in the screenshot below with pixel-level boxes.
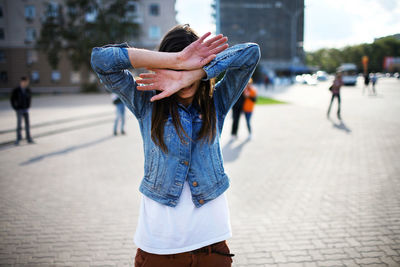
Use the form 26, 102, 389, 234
0, 0, 177, 93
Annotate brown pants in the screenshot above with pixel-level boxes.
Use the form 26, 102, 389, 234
134, 241, 233, 267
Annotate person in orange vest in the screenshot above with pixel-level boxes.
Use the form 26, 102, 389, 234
243, 78, 257, 139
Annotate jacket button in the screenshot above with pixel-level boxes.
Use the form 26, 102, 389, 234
192, 181, 198, 187
183, 161, 189, 166
199, 199, 204, 205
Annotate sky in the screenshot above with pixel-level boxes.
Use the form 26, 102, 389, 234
175, 0, 400, 51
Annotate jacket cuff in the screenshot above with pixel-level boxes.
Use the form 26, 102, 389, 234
103, 43, 132, 70
202, 59, 218, 81
91, 43, 133, 74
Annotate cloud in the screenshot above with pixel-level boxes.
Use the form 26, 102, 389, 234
305, 0, 400, 50
175, 0, 215, 35
369, 0, 399, 11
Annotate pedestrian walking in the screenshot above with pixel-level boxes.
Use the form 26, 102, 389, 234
231, 93, 244, 139
10, 76, 34, 145
371, 73, 378, 95
111, 93, 126, 135
362, 72, 370, 95
327, 72, 344, 120
91, 24, 260, 267
243, 78, 257, 139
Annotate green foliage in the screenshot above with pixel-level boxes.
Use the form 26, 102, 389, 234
256, 97, 287, 105
36, 4, 65, 69
305, 36, 400, 73
37, 0, 140, 71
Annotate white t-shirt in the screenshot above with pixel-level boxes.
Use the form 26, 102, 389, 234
134, 182, 232, 255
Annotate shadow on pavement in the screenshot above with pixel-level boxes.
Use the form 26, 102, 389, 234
19, 135, 114, 166
222, 137, 250, 163
0, 118, 114, 149
0, 112, 112, 135
330, 119, 352, 134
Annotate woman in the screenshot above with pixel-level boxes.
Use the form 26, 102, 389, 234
327, 72, 344, 120
91, 25, 260, 267
243, 78, 257, 139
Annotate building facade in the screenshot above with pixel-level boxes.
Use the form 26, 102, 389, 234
0, 0, 176, 93
215, 0, 304, 74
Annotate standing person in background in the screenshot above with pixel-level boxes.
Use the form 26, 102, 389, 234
10, 77, 34, 145
371, 73, 378, 95
362, 72, 370, 95
111, 93, 126, 136
243, 78, 257, 139
231, 93, 244, 139
327, 72, 344, 120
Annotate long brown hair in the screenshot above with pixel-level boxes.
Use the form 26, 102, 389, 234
151, 24, 216, 153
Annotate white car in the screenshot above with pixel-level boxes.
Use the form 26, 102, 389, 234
316, 71, 328, 81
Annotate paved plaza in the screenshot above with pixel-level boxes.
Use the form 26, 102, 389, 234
0, 77, 399, 266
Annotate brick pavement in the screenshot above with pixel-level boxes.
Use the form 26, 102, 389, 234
0, 78, 399, 266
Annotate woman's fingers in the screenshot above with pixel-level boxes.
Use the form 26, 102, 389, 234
210, 43, 229, 55
198, 32, 212, 44
208, 37, 228, 50
136, 78, 155, 84
200, 54, 216, 66
204, 34, 223, 47
137, 84, 158, 91
150, 90, 170, 102
139, 73, 156, 79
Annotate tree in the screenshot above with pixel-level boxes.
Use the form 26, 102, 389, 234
37, 0, 140, 72
305, 36, 400, 73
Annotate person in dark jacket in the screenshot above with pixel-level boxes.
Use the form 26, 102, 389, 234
231, 93, 244, 139
10, 77, 34, 145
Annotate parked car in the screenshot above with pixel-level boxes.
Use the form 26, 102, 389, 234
316, 71, 328, 81
295, 74, 318, 85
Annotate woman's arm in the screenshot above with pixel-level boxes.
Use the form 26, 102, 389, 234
91, 43, 151, 119
203, 43, 261, 116
91, 33, 228, 118
128, 33, 228, 70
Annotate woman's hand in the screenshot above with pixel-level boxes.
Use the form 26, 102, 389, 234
137, 69, 205, 102
177, 32, 228, 70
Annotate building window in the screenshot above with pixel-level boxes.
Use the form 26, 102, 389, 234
149, 25, 160, 39
0, 6, 3, 17
0, 50, 5, 63
70, 72, 81, 84
0, 71, 7, 83
85, 6, 97, 23
127, 1, 139, 15
25, 28, 36, 43
45, 2, 59, 18
31, 71, 40, 83
67, 6, 77, 16
25, 5, 36, 20
51, 70, 61, 82
0, 28, 4, 40
27, 50, 38, 65
149, 4, 159, 16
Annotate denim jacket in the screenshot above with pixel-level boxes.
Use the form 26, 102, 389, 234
91, 42, 260, 207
